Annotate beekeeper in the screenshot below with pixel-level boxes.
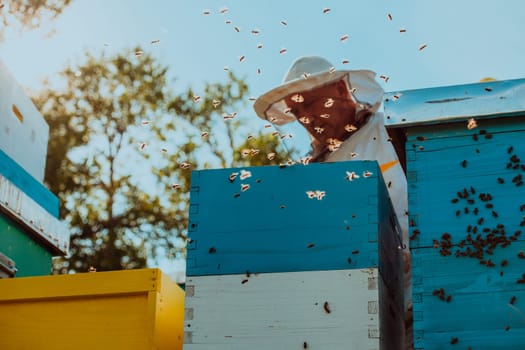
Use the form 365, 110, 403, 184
253, 55, 410, 308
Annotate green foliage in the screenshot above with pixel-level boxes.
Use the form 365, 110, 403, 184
0, 0, 73, 42
35, 47, 288, 274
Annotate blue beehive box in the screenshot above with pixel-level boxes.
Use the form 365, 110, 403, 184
187, 161, 403, 277
185, 161, 406, 349
384, 78, 525, 349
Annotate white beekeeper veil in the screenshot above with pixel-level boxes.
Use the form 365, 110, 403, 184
253, 56, 384, 159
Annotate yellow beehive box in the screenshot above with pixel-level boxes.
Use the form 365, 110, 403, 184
0, 268, 184, 350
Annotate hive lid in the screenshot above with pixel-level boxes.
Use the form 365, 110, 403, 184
383, 78, 525, 127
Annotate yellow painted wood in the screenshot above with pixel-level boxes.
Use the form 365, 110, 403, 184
0, 268, 185, 350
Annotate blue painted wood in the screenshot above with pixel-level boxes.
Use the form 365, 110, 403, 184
187, 161, 403, 277
384, 78, 525, 128
412, 245, 525, 349
0, 150, 59, 217
406, 119, 525, 249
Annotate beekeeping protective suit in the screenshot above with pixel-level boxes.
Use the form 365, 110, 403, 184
253, 55, 411, 313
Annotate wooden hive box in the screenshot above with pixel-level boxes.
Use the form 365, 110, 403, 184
384, 78, 525, 349
0, 268, 185, 350
184, 161, 405, 349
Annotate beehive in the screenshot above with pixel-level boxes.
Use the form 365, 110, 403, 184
0, 268, 185, 350
384, 78, 525, 349
0, 60, 69, 276
0, 59, 49, 183
185, 161, 405, 349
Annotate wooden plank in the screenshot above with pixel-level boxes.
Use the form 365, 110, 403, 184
406, 127, 525, 249
184, 269, 393, 350
411, 244, 525, 349
187, 161, 401, 276
0, 150, 59, 217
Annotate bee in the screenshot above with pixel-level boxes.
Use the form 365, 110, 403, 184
323, 8, 331, 14
379, 75, 390, 83
299, 116, 311, 124
241, 279, 249, 284
307, 243, 315, 248
233, 193, 240, 198
225, 20, 231, 24
363, 171, 373, 178
323, 301, 331, 313
306, 191, 317, 199
279, 48, 287, 54
501, 260, 508, 267
234, 26, 240, 33
134, 50, 143, 57
280, 20, 287, 26
223, 66, 229, 71
387, 13, 393, 20
240, 183, 250, 192
239, 55, 245, 62
324, 98, 335, 108
280, 204, 286, 209
141, 120, 151, 126
467, 118, 478, 130
291, 93, 304, 103
251, 29, 260, 35
345, 124, 358, 132
510, 296, 516, 305
303, 341, 308, 349
257, 43, 263, 49
267, 153, 276, 161
461, 160, 467, 168
201, 131, 209, 138
88, 266, 97, 272
180, 162, 191, 169
314, 126, 325, 134
517, 250, 525, 259
208, 247, 216, 254
342, 59, 349, 64
239, 169, 252, 180
450, 337, 459, 345
150, 39, 160, 44
399, 28, 407, 33
138, 142, 147, 150
171, 183, 181, 190
451, 198, 459, 204
219, 7, 229, 14
345, 171, 360, 181
329, 66, 336, 74
193, 95, 201, 102
340, 34, 349, 42
229, 172, 239, 182
351, 250, 359, 255
419, 44, 428, 51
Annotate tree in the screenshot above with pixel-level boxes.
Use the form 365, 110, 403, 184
0, 0, 73, 42
35, 47, 288, 274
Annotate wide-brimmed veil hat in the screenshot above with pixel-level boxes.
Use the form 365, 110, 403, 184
253, 56, 384, 126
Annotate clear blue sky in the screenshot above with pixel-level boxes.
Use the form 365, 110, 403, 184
2, 0, 524, 280
2, 0, 525, 98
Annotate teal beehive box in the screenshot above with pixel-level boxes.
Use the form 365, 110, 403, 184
0, 59, 69, 277
384, 78, 525, 349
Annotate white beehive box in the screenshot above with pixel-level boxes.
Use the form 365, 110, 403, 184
0, 59, 49, 183
184, 268, 404, 350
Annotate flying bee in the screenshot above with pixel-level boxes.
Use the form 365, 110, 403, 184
342, 59, 349, 64
239, 55, 245, 62
345, 171, 360, 181
179, 162, 191, 169
387, 13, 393, 20
340, 34, 349, 42
267, 152, 276, 160
193, 95, 201, 102
141, 120, 151, 126
251, 29, 260, 35
202, 10, 211, 15
239, 169, 252, 180
150, 39, 160, 44
228, 172, 239, 182
345, 124, 358, 132
280, 20, 287, 26
467, 118, 478, 130
299, 116, 311, 124
291, 93, 304, 103
241, 183, 250, 192
134, 50, 143, 57
324, 98, 335, 108
257, 43, 263, 49
201, 131, 209, 138
171, 183, 181, 190
138, 142, 147, 150
363, 171, 373, 178
399, 28, 407, 33
329, 66, 336, 74
419, 44, 428, 51
279, 48, 287, 54
219, 7, 229, 14
323, 301, 331, 313
323, 8, 331, 14
234, 26, 240, 33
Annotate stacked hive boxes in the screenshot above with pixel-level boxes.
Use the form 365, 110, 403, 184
0, 59, 69, 276
384, 78, 525, 349
184, 161, 405, 349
